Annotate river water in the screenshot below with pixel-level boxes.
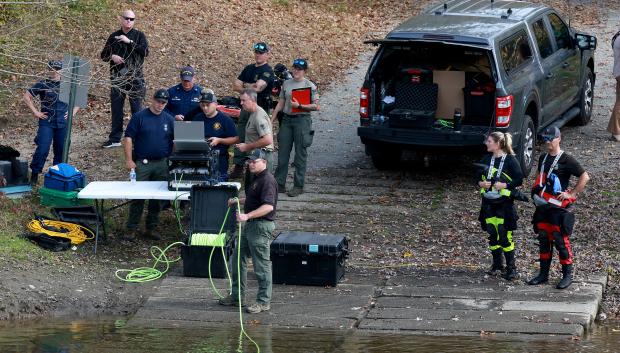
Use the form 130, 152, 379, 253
0, 317, 619, 353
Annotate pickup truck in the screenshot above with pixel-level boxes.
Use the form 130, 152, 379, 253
357, 0, 597, 175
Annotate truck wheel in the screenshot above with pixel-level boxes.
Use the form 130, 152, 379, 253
516, 115, 535, 177
371, 148, 402, 170
573, 67, 594, 126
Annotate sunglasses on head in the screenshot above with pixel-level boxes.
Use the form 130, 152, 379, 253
293, 59, 306, 67
181, 71, 193, 76
253, 43, 267, 51
542, 136, 556, 143
123, 16, 135, 21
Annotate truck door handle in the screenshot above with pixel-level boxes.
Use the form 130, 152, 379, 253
546, 73, 554, 79
562, 62, 570, 68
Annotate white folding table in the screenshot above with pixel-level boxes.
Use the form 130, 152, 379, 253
77, 181, 240, 253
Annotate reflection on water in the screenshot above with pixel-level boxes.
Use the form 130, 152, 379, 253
0, 317, 619, 353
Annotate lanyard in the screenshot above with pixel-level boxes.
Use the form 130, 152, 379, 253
538, 151, 564, 188
487, 154, 506, 181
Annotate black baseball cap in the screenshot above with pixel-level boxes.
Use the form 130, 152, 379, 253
292, 58, 308, 70
200, 91, 217, 103
541, 126, 561, 142
253, 42, 269, 54
153, 89, 169, 102
180, 66, 195, 81
246, 149, 267, 161
48, 60, 63, 70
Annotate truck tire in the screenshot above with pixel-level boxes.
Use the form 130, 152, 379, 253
370, 147, 402, 170
573, 67, 594, 126
516, 115, 535, 177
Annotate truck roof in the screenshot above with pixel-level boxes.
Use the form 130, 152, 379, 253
386, 0, 549, 45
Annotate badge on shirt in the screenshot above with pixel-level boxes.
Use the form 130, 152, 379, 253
213, 122, 221, 131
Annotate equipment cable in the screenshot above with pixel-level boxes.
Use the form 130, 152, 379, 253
27, 218, 95, 245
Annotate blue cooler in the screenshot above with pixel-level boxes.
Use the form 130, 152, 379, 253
43, 163, 86, 192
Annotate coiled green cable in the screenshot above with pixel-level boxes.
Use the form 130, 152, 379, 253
115, 241, 185, 282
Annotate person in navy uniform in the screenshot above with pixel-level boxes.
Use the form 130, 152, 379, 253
123, 89, 174, 241
165, 66, 202, 121
100, 9, 149, 149
22, 60, 80, 185
192, 90, 239, 181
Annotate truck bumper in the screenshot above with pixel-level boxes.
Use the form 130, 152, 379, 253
358, 125, 489, 148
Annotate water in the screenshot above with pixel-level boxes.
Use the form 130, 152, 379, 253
0, 317, 619, 353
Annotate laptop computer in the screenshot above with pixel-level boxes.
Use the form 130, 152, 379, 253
173, 121, 209, 152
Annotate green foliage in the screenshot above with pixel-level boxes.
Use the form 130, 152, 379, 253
272, 0, 290, 6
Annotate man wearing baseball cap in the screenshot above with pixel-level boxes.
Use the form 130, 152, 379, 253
122, 89, 175, 241
165, 65, 202, 121
528, 126, 590, 289
230, 42, 275, 179
23, 60, 80, 185
192, 90, 239, 181
220, 148, 278, 314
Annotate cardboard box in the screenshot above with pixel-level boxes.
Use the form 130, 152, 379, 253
433, 70, 465, 119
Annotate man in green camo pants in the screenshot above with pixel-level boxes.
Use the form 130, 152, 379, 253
220, 149, 277, 314
271, 58, 320, 197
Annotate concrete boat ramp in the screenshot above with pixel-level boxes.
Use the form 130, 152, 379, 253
131, 268, 606, 338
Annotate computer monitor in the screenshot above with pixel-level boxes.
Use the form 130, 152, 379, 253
173, 121, 209, 152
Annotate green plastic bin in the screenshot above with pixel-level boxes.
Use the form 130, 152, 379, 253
39, 187, 92, 207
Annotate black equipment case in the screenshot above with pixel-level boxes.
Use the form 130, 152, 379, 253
271, 232, 349, 286
181, 184, 238, 278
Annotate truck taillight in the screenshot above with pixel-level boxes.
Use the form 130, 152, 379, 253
495, 95, 513, 127
359, 88, 369, 119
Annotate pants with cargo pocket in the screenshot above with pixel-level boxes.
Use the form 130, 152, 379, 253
126, 159, 168, 230
230, 219, 275, 305
274, 114, 313, 188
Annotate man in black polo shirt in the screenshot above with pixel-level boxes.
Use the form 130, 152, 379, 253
230, 42, 275, 179
220, 149, 277, 314
123, 89, 175, 241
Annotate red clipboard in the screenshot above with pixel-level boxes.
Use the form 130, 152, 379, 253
291, 87, 312, 113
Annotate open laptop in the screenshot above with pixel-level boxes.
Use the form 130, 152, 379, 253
173, 121, 209, 152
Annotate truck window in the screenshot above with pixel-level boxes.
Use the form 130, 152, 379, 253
500, 30, 532, 74
548, 13, 571, 50
532, 19, 554, 58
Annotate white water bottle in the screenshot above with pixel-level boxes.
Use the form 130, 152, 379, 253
130, 168, 136, 183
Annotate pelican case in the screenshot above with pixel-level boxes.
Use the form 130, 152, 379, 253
271, 232, 349, 286
181, 184, 238, 278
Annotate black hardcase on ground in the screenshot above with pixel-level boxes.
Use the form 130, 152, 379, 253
271, 232, 349, 287
181, 184, 238, 278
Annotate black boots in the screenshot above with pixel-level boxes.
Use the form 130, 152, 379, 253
528, 259, 551, 285
503, 250, 517, 281
486, 249, 505, 275
556, 264, 573, 289
30, 172, 39, 186
528, 261, 572, 289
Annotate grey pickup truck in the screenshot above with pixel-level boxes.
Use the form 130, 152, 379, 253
357, 0, 597, 175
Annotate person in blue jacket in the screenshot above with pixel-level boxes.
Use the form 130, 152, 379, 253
192, 90, 239, 181
165, 65, 202, 121
22, 60, 80, 185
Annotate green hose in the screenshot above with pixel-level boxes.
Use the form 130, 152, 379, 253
115, 241, 185, 282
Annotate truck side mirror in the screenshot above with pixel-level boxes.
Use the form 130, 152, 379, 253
575, 33, 597, 50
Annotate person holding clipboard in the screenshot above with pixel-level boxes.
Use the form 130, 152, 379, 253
271, 58, 320, 197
